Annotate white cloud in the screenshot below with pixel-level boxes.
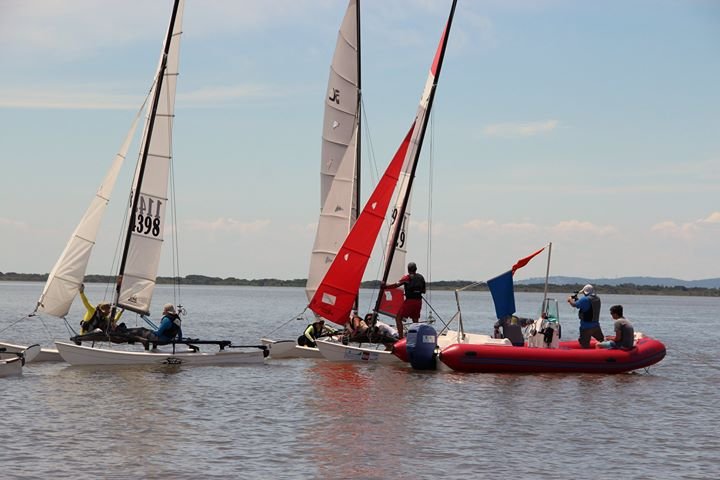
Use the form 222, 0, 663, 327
0, 84, 283, 110
551, 220, 616, 236
651, 212, 720, 238
483, 120, 558, 138
185, 218, 270, 233
700, 212, 720, 224
0, 218, 28, 230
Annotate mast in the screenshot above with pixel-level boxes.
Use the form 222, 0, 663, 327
113, 0, 181, 314
353, 0, 362, 313
542, 242, 553, 314
373, 0, 457, 315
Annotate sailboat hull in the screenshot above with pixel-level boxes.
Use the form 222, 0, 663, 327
0, 355, 23, 377
0, 342, 61, 363
55, 341, 265, 366
260, 338, 322, 359
316, 339, 402, 364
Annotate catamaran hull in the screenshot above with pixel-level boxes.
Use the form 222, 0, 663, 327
55, 341, 265, 366
0, 344, 40, 376
0, 356, 23, 377
0, 342, 61, 363
260, 338, 322, 359
316, 339, 401, 364
439, 337, 666, 374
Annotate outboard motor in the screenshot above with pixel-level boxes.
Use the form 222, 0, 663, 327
406, 323, 437, 370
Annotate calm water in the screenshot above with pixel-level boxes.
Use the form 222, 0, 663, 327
1, 282, 719, 479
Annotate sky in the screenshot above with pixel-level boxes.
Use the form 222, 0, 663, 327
0, 0, 718, 283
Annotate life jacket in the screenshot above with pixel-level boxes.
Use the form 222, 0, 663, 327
163, 313, 181, 339
81, 308, 110, 333
578, 296, 601, 323
404, 273, 426, 299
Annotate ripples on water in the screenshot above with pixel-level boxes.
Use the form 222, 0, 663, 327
1, 283, 719, 479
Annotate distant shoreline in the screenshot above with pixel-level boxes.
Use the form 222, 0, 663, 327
1, 272, 717, 296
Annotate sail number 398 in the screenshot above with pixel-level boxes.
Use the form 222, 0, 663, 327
134, 196, 163, 237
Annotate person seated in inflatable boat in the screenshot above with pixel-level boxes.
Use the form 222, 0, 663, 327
494, 315, 534, 346
596, 305, 635, 349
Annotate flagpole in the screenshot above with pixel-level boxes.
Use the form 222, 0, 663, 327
542, 242, 553, 314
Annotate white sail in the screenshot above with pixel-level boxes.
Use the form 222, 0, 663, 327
307, 0, 360, 302
306, 126, 358, 302
118, 0, 184, 314
320, 0, 359, 209
383, 65, 435, 292
36, 114, 142, 318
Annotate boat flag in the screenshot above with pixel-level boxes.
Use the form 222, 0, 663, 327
511, 247, 545, 275
488, 247, 546, 319
487, 270, 515, 320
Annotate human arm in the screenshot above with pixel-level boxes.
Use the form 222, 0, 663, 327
78, 286, 95, 316
303, 324, 316, 342
382, 275, 409, 290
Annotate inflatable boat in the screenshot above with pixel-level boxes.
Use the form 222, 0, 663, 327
439, 336, 666, 374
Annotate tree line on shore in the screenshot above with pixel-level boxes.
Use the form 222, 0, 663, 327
1, 272, 717, 296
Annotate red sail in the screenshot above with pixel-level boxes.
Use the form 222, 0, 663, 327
377, 286, 404, 318
309, 122, 416, 325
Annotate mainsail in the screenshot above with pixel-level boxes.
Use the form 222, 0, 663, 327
308, 124, 415, 325
116, 0, 184, 314
377, 9, 457, 318
35, 113, 142, 318
306, 0, 361, 303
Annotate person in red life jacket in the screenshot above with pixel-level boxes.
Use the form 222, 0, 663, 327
381, 262, 426, 339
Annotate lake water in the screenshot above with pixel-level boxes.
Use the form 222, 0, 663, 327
1, 282, 719, 479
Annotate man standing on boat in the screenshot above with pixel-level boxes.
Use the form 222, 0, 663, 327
381, 262, 426, 339
568, 284, 604, 348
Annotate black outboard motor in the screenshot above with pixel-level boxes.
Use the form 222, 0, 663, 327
406, 323, 437, 370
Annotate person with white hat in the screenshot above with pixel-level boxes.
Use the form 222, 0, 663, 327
152, 303, 183, 342
567, 284, 604, 348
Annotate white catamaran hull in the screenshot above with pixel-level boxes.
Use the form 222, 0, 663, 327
316, 339, 402, 365
55, 341, 265, 366
0, 355, 23, 377
0, 344, 41, 376
260, 338, 322, 359
0, 342, 61, 363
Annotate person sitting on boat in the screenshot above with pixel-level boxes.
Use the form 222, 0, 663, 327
568, 284, 604, 348
78, 283, 123, 334
381, 262, 426, 339
596, 305, 635, 349
342, 314, 370, 343
152, 303, 184, 342
493, 315, 534, 346
297, 320, 330, 348
367, 317, 399, 350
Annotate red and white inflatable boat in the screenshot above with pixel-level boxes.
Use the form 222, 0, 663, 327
439, 336, 666, 374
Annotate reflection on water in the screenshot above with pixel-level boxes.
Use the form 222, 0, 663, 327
1, 284, 719, 479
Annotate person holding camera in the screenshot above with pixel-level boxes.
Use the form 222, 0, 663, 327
567, 284, 604, 348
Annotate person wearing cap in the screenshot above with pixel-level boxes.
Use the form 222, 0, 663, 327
381, 262, 426, 339
596, 305, 635, 349
567, 284, 604, 348
78, 283, 123, 334
152, 303, 183, 342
